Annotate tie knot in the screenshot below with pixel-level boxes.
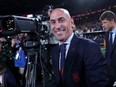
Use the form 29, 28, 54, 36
110, 32, 113, 35
109, 32, 113, 40
59, 44, 67, 51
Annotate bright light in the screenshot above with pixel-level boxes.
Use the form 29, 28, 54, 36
27, 14, 33, 18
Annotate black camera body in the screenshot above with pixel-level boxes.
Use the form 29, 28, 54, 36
0, 15, 39, 36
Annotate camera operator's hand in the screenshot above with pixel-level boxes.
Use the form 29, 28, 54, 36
11, 38, 18, 47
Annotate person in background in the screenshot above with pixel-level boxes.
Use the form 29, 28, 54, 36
99, 10, 116, 87
11, 33, 27, 87
0, 37, 17, 87
49, 8, 108, 87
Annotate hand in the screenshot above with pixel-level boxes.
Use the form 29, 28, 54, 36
11, 38, 18, 47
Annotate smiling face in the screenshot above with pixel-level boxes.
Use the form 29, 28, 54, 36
49, 8, 74, 43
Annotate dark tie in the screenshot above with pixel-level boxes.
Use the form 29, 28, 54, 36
106, 32, 113, 64
59, 44, 66, 77
109, 32, 113, 51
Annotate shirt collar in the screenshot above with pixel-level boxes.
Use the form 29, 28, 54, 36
111, 26, 116, 33
59, 33, 74, 45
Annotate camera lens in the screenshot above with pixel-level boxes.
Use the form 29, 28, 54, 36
1, 17, 15, 31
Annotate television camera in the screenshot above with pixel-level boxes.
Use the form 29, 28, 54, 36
1, 15, 50, 38
0, 15, 54, 87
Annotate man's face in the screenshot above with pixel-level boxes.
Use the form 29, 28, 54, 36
49, 9, 74, 43
101, 19, 113, 31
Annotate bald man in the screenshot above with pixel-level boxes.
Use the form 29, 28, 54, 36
49, 8, 108, 87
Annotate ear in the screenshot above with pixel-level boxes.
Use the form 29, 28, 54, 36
70, 18, 74, 27
110, 19, 115, 23
109, 19, 115, 27
71, 18, 76, 29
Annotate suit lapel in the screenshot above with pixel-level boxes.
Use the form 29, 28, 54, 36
106, 32, 109, 47
64, 35, 80, 72
65, 42, 76, 67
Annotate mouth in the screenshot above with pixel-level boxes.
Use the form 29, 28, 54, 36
55, 29, 65, 35
55, 28, 66, 32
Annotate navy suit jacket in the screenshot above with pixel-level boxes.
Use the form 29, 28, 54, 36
105, 32, 116, 86
50, 34, 108, 87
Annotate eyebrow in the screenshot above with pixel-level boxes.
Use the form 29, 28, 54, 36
50, 17, 64, 21
58, 17, 64, 21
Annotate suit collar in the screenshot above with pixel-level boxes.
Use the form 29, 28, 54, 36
59, 33, 74, 45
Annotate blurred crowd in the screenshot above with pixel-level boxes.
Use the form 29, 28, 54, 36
76, 20, 104, 35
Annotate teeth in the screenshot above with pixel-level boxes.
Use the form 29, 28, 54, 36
54, 28, 65, 33
57, 31, 61, 33
58, 29, 65, 32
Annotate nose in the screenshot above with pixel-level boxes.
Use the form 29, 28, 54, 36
54, 22, 61, 29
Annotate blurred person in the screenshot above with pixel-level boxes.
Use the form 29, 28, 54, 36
49, 8, 108, 87
99, 10, 116, 87
0, 37, 17, 87
11, 33, 27, 87
11, 33, 26, 68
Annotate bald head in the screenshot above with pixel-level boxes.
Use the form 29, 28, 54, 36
50, 8, 71, 19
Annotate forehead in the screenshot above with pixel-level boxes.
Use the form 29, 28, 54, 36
102, 19, 110, 22
50, 9, 70, 20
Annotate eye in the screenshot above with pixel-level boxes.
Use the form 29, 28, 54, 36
59, 18, 65, 23
50, 20, 55, 25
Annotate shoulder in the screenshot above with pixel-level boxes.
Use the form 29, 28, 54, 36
73, 34, 98, 47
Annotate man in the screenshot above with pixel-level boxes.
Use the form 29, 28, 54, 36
49, 8, 108, 87
99, 10, 116, 87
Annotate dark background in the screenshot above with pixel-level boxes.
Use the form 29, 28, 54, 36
0, 0, 115, 16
